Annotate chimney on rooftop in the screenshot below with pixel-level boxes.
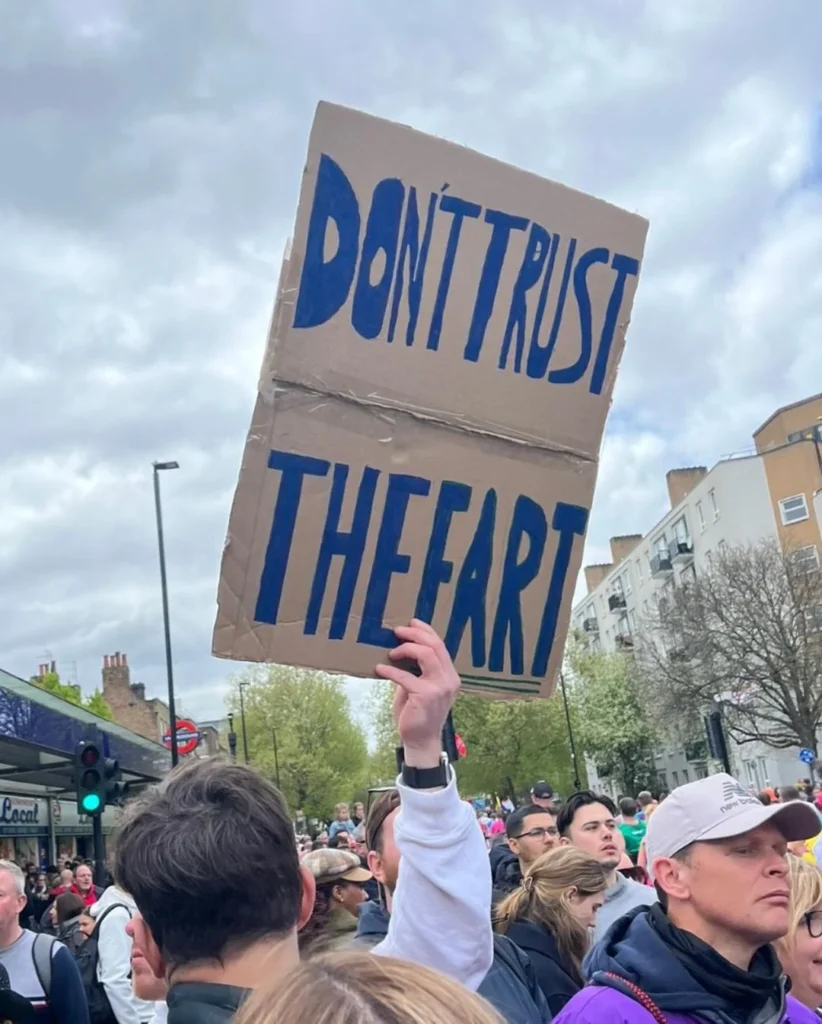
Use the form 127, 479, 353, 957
584, 563, 614, 594
609, 535, 643, 565
666, 467, 708, 508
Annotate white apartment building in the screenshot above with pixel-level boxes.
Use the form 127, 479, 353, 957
573, 392, 822, 796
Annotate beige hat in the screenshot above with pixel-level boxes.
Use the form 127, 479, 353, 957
302, 848, 372, 886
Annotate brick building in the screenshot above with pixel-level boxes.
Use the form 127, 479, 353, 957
101, 653, 170, 745
101, 653, 223, 757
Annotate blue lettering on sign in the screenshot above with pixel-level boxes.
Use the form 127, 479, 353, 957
0, 798, 39, 826
291, 155, 640, 395
254, 450, 587, 677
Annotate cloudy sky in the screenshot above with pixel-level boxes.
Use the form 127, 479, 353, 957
3, 1, 821, 724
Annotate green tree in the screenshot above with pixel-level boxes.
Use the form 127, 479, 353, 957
227, 665, 369, 820
452, 691, 585, 800
85, 690, 114, 721
30, 671, 114, 720
367, 681, 584, 801
366, 681, 399, 786
567, 637, 658, 796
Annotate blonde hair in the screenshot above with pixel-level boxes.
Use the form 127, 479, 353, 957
775, 855, 822, 955
235, 952, 503, 1024
494, 846, 608, 983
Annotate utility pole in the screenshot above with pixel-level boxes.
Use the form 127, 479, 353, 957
560, 672, 582, 791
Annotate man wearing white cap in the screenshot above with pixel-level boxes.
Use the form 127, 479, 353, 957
553, 773, 821, 1024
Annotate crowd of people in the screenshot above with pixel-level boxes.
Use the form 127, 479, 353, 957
3, 620, 822, 1022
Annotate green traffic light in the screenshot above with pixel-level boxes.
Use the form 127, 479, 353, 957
81, 794, 101, 813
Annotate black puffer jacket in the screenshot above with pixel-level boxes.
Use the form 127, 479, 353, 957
167, 982, 248, 1024
490, 845, 522, 903
355, 901, 549, 1023
504, 918, 582, 1016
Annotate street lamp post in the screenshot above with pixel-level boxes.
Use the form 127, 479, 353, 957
559, 671, 582, 791
271, 727, 281, 788
238, 680, 249, 764
153, 460, 180, 768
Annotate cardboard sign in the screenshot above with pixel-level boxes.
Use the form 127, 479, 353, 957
213, 102, 648, 697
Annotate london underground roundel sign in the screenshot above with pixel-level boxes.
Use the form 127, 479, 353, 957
163, 719, 201, 756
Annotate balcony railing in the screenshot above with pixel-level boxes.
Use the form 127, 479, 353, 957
582, 618, 599, 633
615, 632, 634, 650
669, 539, 694, 565
608, 593, 627, 612
651, 554, 673, 578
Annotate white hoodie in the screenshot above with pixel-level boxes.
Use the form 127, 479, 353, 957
89, 886, 156, 1024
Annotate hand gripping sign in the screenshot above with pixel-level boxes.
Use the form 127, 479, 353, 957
213, 102, 648, 699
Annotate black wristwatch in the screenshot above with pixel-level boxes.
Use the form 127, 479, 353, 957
401, 754, 449, 790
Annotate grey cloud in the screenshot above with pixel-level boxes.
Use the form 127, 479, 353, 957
3, 0, 822, 721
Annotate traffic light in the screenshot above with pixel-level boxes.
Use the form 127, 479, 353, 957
74, 741, 122, 815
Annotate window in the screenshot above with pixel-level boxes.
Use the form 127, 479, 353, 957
709, 488, 719, 521
623, 570, 632, 595
680, 563, 697, 585
780, 493, 809, 525
788, 424, 822, 444
654, 534, 668, 559
613, 575, 624, 596
642, 599, 649, 616
672, 771, 680, 787
718, 539, 727, 554
682, 769, 690, 783
804, 605, 822, 632
673, 516, 691, 545
792, 545, 820, 574
696, 501, 706, 532
636, 557, 643, 584
629, 609, 637, 633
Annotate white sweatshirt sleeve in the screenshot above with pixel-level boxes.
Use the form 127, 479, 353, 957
372, 770, 493, 991
97, 908, 143, 1024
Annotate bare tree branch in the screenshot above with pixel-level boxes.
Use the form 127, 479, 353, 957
635, 540, 822, 754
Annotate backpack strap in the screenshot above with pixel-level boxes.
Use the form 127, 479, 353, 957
31, 933, 56, 1001
93, 903, 132, 936
603, 973, 668, 1024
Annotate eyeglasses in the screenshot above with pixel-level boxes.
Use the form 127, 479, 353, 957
804, 911, 822, 938
513, 826, 559, 841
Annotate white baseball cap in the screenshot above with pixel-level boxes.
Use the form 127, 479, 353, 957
645, 773, 820, 879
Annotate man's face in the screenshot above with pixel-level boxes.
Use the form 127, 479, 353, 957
563, 801, 620, 870
338, 806, 350, 822
0, 871, 25, 932
509, 812, 559, 866
656, 823, 791, 946
75, 865, 93, 892
367, 807, 400, 894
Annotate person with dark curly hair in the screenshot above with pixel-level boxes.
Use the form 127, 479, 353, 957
299, 849, 372, 953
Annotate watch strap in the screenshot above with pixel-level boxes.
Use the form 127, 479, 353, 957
401, 757, 449, 789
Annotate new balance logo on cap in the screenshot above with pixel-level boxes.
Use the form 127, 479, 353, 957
645, 772, 819, 878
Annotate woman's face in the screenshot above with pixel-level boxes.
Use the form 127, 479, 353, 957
566, 890, 604, 930
781, 908, 822, 1004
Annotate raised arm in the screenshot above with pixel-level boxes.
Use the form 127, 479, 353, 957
371, 620, 494, 992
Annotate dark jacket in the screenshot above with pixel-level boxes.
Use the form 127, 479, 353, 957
355, 901, 549, 1024
504, 918, 581, 1016
490, 846, 522, 903
167, 981, 248, 1024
